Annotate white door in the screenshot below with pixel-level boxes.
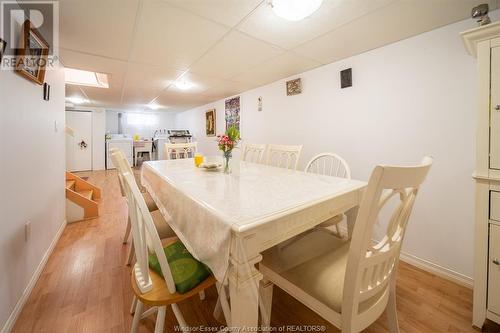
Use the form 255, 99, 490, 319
66, 111, 92, 171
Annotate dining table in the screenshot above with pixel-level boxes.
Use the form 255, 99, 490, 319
141, 158, 366, 331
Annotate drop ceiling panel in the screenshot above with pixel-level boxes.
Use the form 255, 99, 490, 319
60, 49, 128, 106
232, 52, 322, 86
200, 81, 255, 101
130, 0, 230, 69
65, 85, 86, 100
122, 62, 184, 107
238, 0, 396, 50
163, 0, 264, 27
293, 0, 494, 64
190, 31, 284, 79
59, 0, 139, 60
156, 88, 215, 108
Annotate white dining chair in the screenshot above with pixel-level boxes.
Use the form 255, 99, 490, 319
117, 161, 228, 333
110, 148, 174, 266
305, 153, 352, 237
242, 143, 267, 163
259, 157, 433, 333
164, 142, 197, 160
265, 144, 303, 170
134, 140, 153, 166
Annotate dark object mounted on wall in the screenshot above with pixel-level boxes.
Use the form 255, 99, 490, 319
43, 82, 50, 101
286, 78, 302, 96
471, 4, 491, 26
340, 68, 352, 89
15, 20, 50, 85
0, 38, 6, 63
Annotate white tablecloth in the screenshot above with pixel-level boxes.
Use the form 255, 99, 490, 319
141, 159, 365, 281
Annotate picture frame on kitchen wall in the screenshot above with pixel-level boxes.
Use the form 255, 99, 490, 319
225, 96, 240, 132
15, 20, 50, 85
206, 109, 216, 136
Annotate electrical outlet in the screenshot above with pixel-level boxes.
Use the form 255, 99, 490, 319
25, 221, 31, 242
54, 120, 58, 132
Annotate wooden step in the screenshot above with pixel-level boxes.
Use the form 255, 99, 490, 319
78, 189, 93, 200
66, 180, 76, 190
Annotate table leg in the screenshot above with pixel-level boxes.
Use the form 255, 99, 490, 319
345, 205, 359, 238
228, 252, 263, 331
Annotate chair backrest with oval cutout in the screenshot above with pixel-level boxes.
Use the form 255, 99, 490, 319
242, 143, 267, 163
111, 150, 177, 295
341, 157, 432, 332
305, 153, 351, 179
265, 144, 303, 170
164, 142, 197, 160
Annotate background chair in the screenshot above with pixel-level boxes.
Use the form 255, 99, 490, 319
265, 144, 303, 170
118, 162, 226, 333
305, 153, 352, 237
164, 142, 197, 160
259, 157, 433, 333
242, 143, 267, 163
134, 140, 153, 166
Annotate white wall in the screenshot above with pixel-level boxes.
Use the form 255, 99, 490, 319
0, 34, 66, 332
176, 15, 495, 280
105, 110, 177, 139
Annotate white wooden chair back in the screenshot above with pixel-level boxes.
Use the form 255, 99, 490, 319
305, 153, 351, 179
110, 147, 132, 197
111, 150, 177, 295
265, 144, 303, 170
164, 142, 197, 160
242, 143, 267, 163
342, 157, 432, 332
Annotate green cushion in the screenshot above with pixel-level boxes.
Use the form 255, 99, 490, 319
148, 240, 211, 294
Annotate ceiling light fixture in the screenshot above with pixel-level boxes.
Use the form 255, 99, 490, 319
175, 79, 194, 91
271, 0, 323, 21
65, 68, 109, 88
66, 96, 88, 104
148, 102, 160, 110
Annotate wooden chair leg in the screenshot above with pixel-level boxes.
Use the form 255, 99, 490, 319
131, 300, 143, 333
123, 216, 131, 244
259, 279, 274, 333
155, 306, 166, 333
126, 241, 135, 266
387, 281, 400, 333
130, 296, 137, 314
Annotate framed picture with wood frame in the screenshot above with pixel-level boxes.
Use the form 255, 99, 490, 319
206, 109, 216, 136
15, 20, 50, 85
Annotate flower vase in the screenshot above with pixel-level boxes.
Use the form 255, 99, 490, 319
223, 151, 232, 174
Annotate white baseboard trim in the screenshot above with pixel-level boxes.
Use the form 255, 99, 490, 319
399, 251, 473, 289
1, 219, 67, 333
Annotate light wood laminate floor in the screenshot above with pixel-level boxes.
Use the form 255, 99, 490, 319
11, 170, 500, 332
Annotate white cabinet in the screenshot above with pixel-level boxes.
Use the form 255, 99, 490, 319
490, 47, 500, 169
462, 22, 500, 328
489, 224, 500, 315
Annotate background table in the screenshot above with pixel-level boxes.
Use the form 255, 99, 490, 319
142, 159, 366, 330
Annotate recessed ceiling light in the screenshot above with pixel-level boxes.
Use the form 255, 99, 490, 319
65, 68, 109, 88
66, 96, 88, 104
175, 79, 194, 91
271, 0, 323, 21
148, 102, 160, 110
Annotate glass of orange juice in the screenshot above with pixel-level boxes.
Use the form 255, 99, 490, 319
194, 153, 204, 167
